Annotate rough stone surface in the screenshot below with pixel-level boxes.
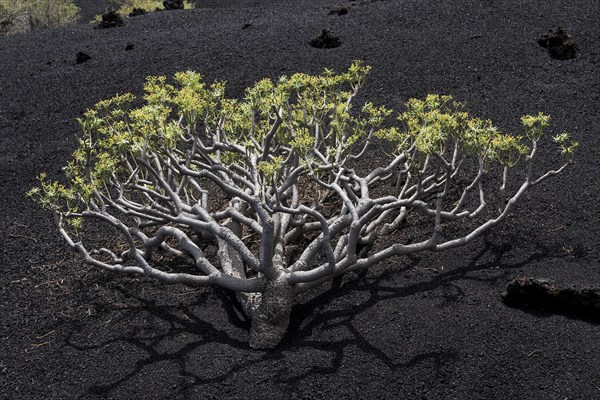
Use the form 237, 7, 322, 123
328, 5, 349, 15
309, 29, 342, 48
538, 28, 579, 60
97, 10, 124, 29
129, 8, 148, 17
163, 0, 184, 10
502, 277, 600, 318
75, 51, 91, 64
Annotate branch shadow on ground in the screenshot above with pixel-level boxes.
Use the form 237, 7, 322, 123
59, 233, 567, 397
63, 287, 262, 396
276, 234, 559, 379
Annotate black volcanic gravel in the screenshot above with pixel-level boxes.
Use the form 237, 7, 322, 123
1, 0, 599, 399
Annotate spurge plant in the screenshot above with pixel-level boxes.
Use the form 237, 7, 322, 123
29, 62, 578, 348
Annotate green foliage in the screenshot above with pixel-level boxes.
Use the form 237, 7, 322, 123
289, 127, 315, 156
29, 62, 574, 231
521, 112, 550, 141
553, 132, 579, 163
27, 173, 89, 238
376, 94, 533, 167
0, 0, 79, 36
93, 0, 194, 22
258, 156, 284, 183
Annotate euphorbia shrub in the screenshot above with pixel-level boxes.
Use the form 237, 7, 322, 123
29, 62, 577, 348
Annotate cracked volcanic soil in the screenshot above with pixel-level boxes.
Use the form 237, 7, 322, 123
1, 0, 600, 399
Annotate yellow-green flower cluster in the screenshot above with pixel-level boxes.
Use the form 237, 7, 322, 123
28, 63, 575, 233
377, 94, 532, 167
258, 156, 284, 183
521, 112, 550, 141
553, 132, 579, 163
235, 60, 377, 164
289, 127, 315, 156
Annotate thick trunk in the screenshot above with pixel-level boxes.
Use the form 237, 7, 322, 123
246, 274, 292, 349
218, 212, 292, 349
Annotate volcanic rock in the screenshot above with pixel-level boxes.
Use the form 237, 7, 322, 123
502, 277, 600, 318
129, 8, 147, 17
328, 5, 349, 15
75, 51, 91, 64
163, 0, 184, 10
310, 29, 342, 49
538, 28, 578, 60
98, 10, 124, 29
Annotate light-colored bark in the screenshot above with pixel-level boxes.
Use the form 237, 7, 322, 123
32, 69, 576, 348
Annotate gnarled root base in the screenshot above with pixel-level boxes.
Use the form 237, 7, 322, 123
248, 275, 292, 349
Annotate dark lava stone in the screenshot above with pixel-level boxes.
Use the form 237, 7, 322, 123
310, 29, 342, 49
538, 28, 579, 60
75, 51, 91, 64
98, 10, 124, 29
328, 5, 349, 16
502, 276, 600, 319
129, 8, 147, 17
163, 0, 184, 10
